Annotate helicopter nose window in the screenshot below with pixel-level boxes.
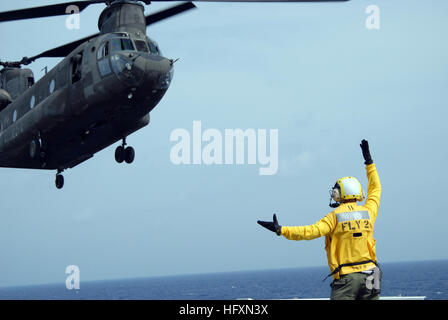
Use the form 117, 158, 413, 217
134, 40, 149, 53
110, 38, 135, 52
148, 42, 159, 55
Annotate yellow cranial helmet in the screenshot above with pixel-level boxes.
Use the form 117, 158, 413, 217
331, 177, 365, 202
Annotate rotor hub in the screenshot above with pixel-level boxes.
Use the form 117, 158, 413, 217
98, 1, 146, 35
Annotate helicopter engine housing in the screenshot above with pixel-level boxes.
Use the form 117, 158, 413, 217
0, 68, 34, 100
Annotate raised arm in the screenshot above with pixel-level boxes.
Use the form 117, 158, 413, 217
360, 140, 381, 221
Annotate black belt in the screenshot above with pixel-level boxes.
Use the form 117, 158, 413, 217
323, 259, 378, 281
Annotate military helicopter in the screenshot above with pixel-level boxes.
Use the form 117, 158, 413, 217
0, 0, 348, 189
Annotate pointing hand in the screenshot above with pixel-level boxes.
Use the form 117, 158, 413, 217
257, 214, 282, 236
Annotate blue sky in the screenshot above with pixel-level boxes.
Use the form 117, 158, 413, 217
0, 0, 447, 287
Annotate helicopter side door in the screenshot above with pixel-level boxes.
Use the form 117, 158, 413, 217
68, 50, 86, 110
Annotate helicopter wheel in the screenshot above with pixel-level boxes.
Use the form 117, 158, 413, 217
124, 146, 135, 164
115, 146, 125, 163
55, 173, 64, 189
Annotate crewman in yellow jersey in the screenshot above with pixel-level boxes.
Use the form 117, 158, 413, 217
257, 140, 382, 300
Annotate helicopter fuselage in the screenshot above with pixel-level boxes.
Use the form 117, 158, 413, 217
0, 1, 174, 172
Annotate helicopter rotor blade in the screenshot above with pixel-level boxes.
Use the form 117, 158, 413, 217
9, 33, 100, 66
148, 0, 348, 2
145, 2, 197, 26
2, 0, 346, 65
28, 34, 100, 62
0, 0, 348, 23
0, 1, 106, 23
13, 2, 196, 63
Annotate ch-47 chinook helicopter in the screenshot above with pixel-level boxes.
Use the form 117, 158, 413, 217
0, 0, 348, 189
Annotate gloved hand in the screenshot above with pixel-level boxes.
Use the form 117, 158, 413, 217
257, 214, 282, 236
360, 139, 373, 165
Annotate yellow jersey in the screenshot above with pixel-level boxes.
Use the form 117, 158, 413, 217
281, 164, 381, 279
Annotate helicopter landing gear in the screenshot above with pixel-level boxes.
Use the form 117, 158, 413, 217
124, 146, 135, 164
55, 169, 64, 189
115, 138, 135, 164
115, 146, 125, 163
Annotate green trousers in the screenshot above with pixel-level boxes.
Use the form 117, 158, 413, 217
330, 272, 380, 300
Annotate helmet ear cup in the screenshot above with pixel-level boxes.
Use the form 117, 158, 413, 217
332, 185, 341, 202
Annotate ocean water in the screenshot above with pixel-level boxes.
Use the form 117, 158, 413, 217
0, 260, 446, 300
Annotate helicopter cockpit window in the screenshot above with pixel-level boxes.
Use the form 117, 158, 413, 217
134, 40, 149, 53
97, 42, 109, 60
148, 42, 159, 55
97, 41, 112, 77
110, 38, 135, 52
